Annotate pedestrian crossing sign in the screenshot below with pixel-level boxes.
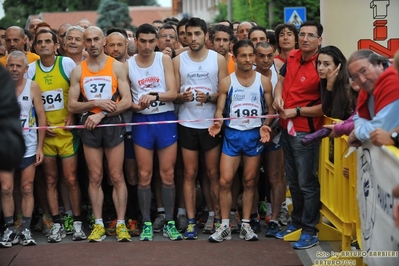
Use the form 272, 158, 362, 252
284, 7, 307, 29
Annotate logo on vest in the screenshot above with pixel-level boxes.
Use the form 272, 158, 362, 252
186, 72, 210, 80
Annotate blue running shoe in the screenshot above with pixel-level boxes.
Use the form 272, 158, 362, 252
265, 221, 280, 238
275, 224, 299, 239
183, 222, 197, 240
293, 233, 319, 249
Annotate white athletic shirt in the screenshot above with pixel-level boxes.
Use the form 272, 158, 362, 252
270, 64, 281, 144
178, 50, 219, 129
18, 79, 37, 158
226, 72, 265, 131
26, 56, 76, 80
128, 52, 174, 115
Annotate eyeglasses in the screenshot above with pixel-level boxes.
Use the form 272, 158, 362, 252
298, 32, 319, 40
350, 64, 373, 82
159, 34, 176, 39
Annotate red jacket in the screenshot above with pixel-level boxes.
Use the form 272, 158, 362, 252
357, 66, 399, 120
280, 49, 322, 132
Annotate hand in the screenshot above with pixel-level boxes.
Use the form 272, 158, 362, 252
35, 148, 44, 166
64, 114, 75, 131
272, 96, 284, 111
323, 124, 340, 138
46, 121, 56, 137
279, 108, 296, 120
370, 128, 393, 146
161, 47, 173, 58
343, 166, 349, 178
326, 63, 341, 91
347, 130, 361, 147
139, 93, 157, 106
95, 99, 117, 112
84, 113, 103, 131
260, 125, 271, 143
195, 90, 207, 103
182, 87, 194, 102
208, 122, 222, 137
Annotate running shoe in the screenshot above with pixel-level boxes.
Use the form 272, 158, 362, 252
47, 223, 66, 243
153, 214, 166, 233
176, 214, 188, 233
106, 219, 117, 236
87, 224, 106, 242
293, 233, 319, 249
72, 221, 87, 241
239, 223, 258, 241
265, 221, 280, 238
163, 221, 183, 241
139, 222, 153, 241
202, 215, 215, 234
250, 219, 261, 233
209, 224, 231, 243
127, 219, 141, 236
183, 222, 197, 240
116, 223, 131, 242
278, 207, 292, 226
42, 214, 53, 236
0, 228, 19, 248
275, 224, 299, 239
62, 214, 74, 235
19, 228, 37, 246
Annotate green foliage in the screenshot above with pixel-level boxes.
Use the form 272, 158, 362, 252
0, 6, 27, 28
126, 0, 158, 5
213, 3, 228, 23
96, 0, 132, 30
233, 0, 267, 27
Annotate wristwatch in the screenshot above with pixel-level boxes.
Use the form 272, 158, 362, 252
150, 92, 159, 101
102, 111, 109, 117
390, 131, 399, 146
206, 93, 212, 103
296, 106, 301, 116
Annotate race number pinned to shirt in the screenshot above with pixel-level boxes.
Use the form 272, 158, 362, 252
184, 84, 212, 108
42, 89, 64, 111
83, 76, 112, 100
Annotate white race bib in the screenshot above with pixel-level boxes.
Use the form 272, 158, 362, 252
83, 76, 112, 100
229, 101, 262, 129
42, 89, 64, 111
138, 92, 171, 115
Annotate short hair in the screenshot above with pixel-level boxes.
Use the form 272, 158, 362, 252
210, 24, 234, 42
158, 24, 177, 38
274, 23, 298, 53
65, 26, 85, 37
7, 50, 28, 66
34, 29, 58, 45
347, 49, 390, 73
266, 30, 276, 46
300, 21, 323, 37
106, 27, 128, 39
153, 20, 163, 24
248, 26, 267, 40
232, 39, 255, 57
7, 26, 25, 39
219, 19, 233, 30
255, 41, 274, 51
0, 26, 6, 31
35, 22, 52, 33
185, 17, 207, 35
163, 17, 179, 24
135, 23, 158, 39
177, 17, 189, 33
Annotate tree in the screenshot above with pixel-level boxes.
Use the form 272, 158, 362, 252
126, 0, 158, 5
96, 0, 132, 31
233, 0, 267, 27
213, 3, 227, 23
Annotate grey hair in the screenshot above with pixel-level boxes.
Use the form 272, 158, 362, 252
347, 49, 390, 72
7, 50, 28, 66
65, 25, 85, 37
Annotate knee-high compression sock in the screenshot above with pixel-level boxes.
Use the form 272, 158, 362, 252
162, 183, 176, 221
138, 184, 152, 222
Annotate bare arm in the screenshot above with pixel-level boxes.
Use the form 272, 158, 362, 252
208, 76, 230, 137
110, 60, 132, 116
261, 76, 275, 126
31, 81, 46, 165
273, 75, 285, 111
173, 55, 192, 104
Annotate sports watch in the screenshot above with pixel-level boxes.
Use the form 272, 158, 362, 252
391, 131, 399, 147
296, 106, 301, 116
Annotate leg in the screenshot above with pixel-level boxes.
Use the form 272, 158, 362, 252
241, 155, 261, 221
43, 157, 60, 217
61, 155, 81, 217
219, 154, 241, 220
204, 144, 221, 219
181, 147, 199, 220
0, 171, 14, 220
20, 164, 36, 219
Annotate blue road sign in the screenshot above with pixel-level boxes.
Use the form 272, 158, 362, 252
284, 7, 307, 29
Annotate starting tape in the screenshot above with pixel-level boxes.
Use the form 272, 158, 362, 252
22, 114, 280, 130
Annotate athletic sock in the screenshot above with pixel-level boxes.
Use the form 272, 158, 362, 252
22, 216, 32, 229
4, 216, 14, 231
221, 219, 229, 228
95, 218, 104, 227
52, 214, 62, 224
138, 184, 152, 222
162, 183, 176, 221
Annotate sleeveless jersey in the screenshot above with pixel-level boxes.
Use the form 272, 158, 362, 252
225, 72, 265, 131
80, 56, 120, 114
178, 50, 219, 129
32, 56, 70, 125
128, 52, 174, 115
18, 79, 37, 158
270, 64, 278, 97
227, 53, 235, 74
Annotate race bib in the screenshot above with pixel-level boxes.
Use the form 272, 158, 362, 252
42, 89, 64, 111
138, 92, 173, 115
83, 76, 112, 100
229, 101, 262, 129
183, 84, 213, 108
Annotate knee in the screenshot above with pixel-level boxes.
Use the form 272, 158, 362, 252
46, 176, 58, 188
21, 182, 33, 196
1, 184, 13, 196
161, 168, 174, 184
219, 176, 232, 190
242, 178, 255, 190
89, 173, 103, 188
64, 175, 78, 188
207, 168, 219, 181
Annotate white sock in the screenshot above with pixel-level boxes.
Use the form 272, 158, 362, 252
95, 219, 104, 227
117, 220, 125, 226
177, 208, 186, 216
208, 211, 215, 217
222, 219, 229, 227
